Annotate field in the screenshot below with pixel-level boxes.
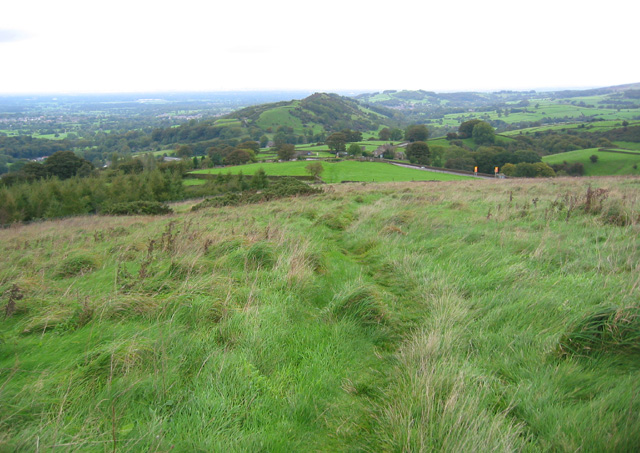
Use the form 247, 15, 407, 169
543, 148, 640, 176
1, 176, 638, 451
501, 120, 640, 137
426, 96, 640, 129
295, 140, 400, 155
191, 160, 472, 183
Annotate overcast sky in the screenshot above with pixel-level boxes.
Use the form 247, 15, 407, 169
1, 0, 637, 94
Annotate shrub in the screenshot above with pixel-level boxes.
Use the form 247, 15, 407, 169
103, 201, 173, 216
192, 177, 321, 211
550, 161, 584, 176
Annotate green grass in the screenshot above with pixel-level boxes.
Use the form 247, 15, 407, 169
255, 102, 308, 134
295, 141, 399, 155
543, 148, 640, 176
31, 132, 69, 140
502, 120, 640, 137
191, 160, 472, 182
213, 118, 242, 127
614, 141, 640, 151
1, 177, 639, 451
438, 97, 639, 129
428, 135, 514, 150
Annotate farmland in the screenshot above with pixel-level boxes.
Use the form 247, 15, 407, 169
191, 160, 472, 183
543, 148, 640, 176
501, 120, 640, 137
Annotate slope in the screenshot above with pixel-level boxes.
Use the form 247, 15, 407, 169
1, 177, 639, 451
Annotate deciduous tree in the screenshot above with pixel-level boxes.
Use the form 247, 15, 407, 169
326, 133, 347, 152
458, 119, 482, 139
406, 141, 431, 165
405, 125, 430, 142
277, 144, 296, 161
44, 151, 93, 179
305, 162, 324, 179
378, 128, 391, 141
348, 144, 363, 156
472, 121, 495, 145
225, 149, 253, 166
390, 128, 404, 141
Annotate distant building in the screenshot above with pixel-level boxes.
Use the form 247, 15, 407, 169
373, 144, 405, 160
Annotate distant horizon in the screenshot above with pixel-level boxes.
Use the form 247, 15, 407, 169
1, 81, 637, 98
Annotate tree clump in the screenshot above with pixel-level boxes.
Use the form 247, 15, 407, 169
472, 121, 495, 145
406, 141, 431, 165
405, 125, 429, 142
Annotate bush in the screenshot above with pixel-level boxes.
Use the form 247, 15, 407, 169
550, 161, 584, 176
192, 177, 321, 211
102, 201, 173, 216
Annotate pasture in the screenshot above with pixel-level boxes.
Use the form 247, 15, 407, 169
191, 160, 472, 182
542, 148, 640, 176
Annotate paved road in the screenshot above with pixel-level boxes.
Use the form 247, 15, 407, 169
390, 162, 495, 179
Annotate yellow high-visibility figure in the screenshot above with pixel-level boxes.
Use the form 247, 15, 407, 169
495, 167, 499, 173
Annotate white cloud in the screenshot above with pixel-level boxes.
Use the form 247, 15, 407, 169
0, 0, 637, 93
0, 29, 32, 43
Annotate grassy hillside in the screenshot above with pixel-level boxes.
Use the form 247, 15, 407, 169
191, 160, 472, 183
501, 119, 640, 137
1, 177, 639, 451
254, 102, 307, 133
232, 92, 388, 136
543, 148, 640, 176
358, 86, 640, 130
